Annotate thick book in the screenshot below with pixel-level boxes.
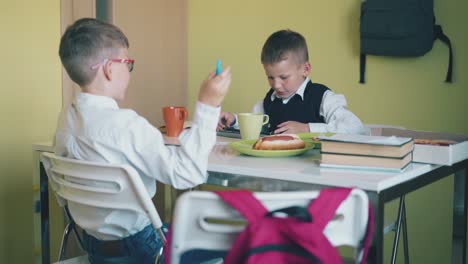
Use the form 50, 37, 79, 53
319, 134, 414, 158
321, 152, 413, 171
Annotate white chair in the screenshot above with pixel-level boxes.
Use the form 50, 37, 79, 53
40, 152, 166, 263
169, 189, 370, 264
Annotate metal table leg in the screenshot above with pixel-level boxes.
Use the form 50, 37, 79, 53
391, 195, 410, 264
367, 192, 384, 264
452, 168, 467, 264
40, 163, 50, 264
402, 199, 409, 263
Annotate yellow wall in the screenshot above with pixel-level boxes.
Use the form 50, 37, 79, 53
189, 0, 467, 263
0, 1, 61, 263
0, 0, 466, 262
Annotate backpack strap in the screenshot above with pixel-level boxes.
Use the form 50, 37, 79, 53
434, 24, 453, 83
307, 188, 353, 231
307, 188, 374, 264
214, 190, 268, 222
359, 53, 366, 84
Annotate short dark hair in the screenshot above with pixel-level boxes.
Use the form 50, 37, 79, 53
59, 18, 129, 86
261, 29, 309, 65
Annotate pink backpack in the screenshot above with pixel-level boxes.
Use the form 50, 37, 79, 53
214, 188, 374, 264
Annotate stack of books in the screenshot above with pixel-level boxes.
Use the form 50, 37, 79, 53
319, 134, 414, 171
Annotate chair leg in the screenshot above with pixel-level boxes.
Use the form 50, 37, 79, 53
59, 222, 73, 261
391, 195, 410, 264
159, 229, 167, 243
402, 198, 410, 264
154, 224, 168, 264
71, 224, 85, 252
61, 206, 86, 259
154, 246, 164, 264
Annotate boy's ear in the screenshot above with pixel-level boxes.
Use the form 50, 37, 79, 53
303, 62, 311, 77
103, 60, 112, 81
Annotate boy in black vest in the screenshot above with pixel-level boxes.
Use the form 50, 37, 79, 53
218, 29, 367, 135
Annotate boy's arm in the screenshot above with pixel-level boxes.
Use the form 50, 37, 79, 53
312, 90, 368, 135
125, 102, 219, 189
127, 68, 231, 189
218, 112, 237, 130
251, 100, 264, 114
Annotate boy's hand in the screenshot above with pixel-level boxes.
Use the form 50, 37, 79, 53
274, 121, 309, 134
217, 112, 236, 131
198, 67, 232, 107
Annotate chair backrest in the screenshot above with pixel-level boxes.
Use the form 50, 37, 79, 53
40, 152, 163, 233
170, 189, 370, 263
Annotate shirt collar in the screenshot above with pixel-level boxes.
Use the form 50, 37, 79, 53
74, 91, 119, 110
270, 77, 310, 103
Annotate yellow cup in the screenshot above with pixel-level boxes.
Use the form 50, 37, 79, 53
238, 113, 269, 140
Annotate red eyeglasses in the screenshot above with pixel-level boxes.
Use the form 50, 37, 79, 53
91, 58, 135, 72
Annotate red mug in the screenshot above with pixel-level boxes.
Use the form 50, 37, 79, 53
163, 106, 188, 137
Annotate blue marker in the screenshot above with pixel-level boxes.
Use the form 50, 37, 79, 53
216, 59, 222, 75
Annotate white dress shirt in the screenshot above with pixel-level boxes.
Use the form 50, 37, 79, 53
54, 92, 220, 240
243, 77, 368, 135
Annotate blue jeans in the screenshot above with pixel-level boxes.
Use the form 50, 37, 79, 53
82, 224, 167, 264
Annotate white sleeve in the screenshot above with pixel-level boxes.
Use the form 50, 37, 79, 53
124, 101, 220, 189
309, 90, 368, 135
252, 100, 265, 114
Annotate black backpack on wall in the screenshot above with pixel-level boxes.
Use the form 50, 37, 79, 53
359, 0, 453, 83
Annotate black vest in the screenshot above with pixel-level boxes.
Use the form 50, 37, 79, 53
263, 81, 330, 133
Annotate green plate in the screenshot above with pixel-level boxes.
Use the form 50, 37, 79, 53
296, 132, 335, 149
229, 139, 315, 157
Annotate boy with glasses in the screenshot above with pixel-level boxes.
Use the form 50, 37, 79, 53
56, 18, 231, 263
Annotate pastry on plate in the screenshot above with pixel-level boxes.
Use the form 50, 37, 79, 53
414, 139, 457, 146
253, 134, 305, 150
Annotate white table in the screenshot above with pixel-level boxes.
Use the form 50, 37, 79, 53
209, 140, 437, 192
33, 138, 468, 264
205, 138, 468, 264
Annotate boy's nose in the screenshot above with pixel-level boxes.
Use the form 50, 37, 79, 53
272, 80, 282, 89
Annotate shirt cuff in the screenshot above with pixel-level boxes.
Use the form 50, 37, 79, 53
308, 123, 329, 133
232, 114, 239, 129
193, 101, 221, 131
